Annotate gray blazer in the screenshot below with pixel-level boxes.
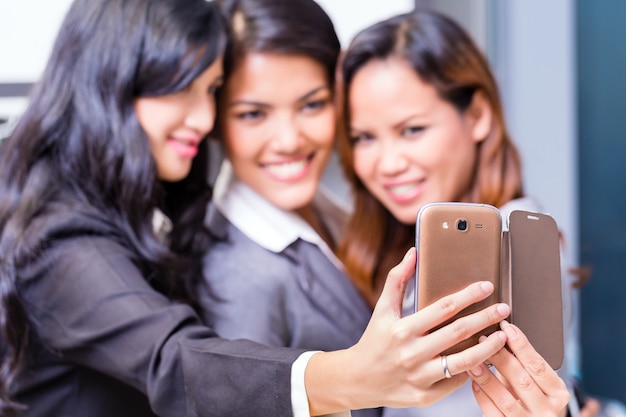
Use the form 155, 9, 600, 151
200, 205, 372, 351
200, 206, 382, 417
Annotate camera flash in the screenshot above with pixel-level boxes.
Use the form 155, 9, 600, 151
442, 221, 449, 229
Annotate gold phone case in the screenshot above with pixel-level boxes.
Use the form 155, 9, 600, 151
415, 203, 564, 369
416, 203, 502, 355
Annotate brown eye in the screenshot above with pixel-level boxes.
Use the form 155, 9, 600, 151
302, 99, 327, 112
234, 110, 264, 121
402, 126, 425, 137
350, 133, 375, 146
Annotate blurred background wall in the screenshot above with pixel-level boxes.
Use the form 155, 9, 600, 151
1, 0, 624, 403
576, 0, 626, 403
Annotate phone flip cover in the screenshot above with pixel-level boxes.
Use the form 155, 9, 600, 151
415, 203, 502, 355
508, 210, 564, 370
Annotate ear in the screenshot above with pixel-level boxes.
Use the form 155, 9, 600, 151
465, 90, 493, 143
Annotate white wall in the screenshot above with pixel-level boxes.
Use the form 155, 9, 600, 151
0, 1, 73, 82
414, 0, 489, 52
315, 0, 414, 48
494, 0, 578, 260
0, 1, 73, 121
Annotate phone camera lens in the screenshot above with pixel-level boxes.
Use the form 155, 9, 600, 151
457, 219, 468, 231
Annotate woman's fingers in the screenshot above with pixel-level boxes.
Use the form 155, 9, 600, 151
407, 280, 506, 335
472, 378, 506, 417
498, 321, 570, 410
468, 321, 570, 416
423, 301, 510, 356
374, 247, 416, 318
440, 330, 507, 379
469, 363, 527, 417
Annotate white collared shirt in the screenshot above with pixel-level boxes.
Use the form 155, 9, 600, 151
212, 161, 348, 271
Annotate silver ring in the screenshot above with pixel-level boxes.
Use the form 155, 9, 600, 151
441, 355, 452, 379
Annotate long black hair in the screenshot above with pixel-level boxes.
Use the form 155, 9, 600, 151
0, 0, 225, 413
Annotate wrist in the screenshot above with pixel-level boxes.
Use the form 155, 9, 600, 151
304, 349, 356, 415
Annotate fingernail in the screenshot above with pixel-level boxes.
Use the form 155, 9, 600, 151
497, 330, 506, 342
403, 247, 414, 261
470, 366, 483, 377
478, 335, 487, 343
480, 281, 494, 293
496, 303, 510, 316
501, 320, 518, 340
472, 381, 481, 392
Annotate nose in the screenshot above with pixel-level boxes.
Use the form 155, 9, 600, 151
378, 139, 408, 175
271, 113, 302, 153
185, 93, 216, 135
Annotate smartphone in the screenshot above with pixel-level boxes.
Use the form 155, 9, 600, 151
415, 202, 503, 355
507, 210, 564, 369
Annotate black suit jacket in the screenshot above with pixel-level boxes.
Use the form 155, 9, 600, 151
13, 227, 305, 417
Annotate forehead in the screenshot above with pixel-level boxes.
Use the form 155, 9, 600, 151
224, 52, 328, 100
348, 57, 443, 125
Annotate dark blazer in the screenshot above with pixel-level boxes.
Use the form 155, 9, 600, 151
12, 214, 304, 417
200, 206, 382, 417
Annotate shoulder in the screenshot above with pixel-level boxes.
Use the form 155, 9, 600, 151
20, 235, 152, 296
16, 234, 186, 352
203, 216, 297, 290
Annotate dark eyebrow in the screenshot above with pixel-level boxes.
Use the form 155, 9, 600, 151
350, 112, 424, 134
391, 113, 422, 130
297, 85, 330, 103
228, 85, 330, 108
228, 100, 271, 108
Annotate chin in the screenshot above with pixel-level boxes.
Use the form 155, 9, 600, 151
399, 215, 418, 226
159, 168, 191, 183
388, 208, 420, 226
269, 189, 315, 212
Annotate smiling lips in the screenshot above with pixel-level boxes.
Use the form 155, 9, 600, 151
385, 179, 426, 203
262, 153, 314, 181
168, 136, 200, 158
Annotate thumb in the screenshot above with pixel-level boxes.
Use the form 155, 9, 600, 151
372, 247, 416, 318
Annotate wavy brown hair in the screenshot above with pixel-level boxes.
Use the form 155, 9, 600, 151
336, 10, 524, 304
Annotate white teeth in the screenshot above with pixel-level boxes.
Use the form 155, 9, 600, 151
389, 184, 418, 196
264, 160, 308, 178
173, 138, 193, 146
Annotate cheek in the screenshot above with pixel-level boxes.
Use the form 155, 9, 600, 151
222, 123, 256, 164
135, 103, 156, 141
352, 148, 375, 183
429, 137, 478, 196
304, 110, 336, 149
419, 127, 467, 169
